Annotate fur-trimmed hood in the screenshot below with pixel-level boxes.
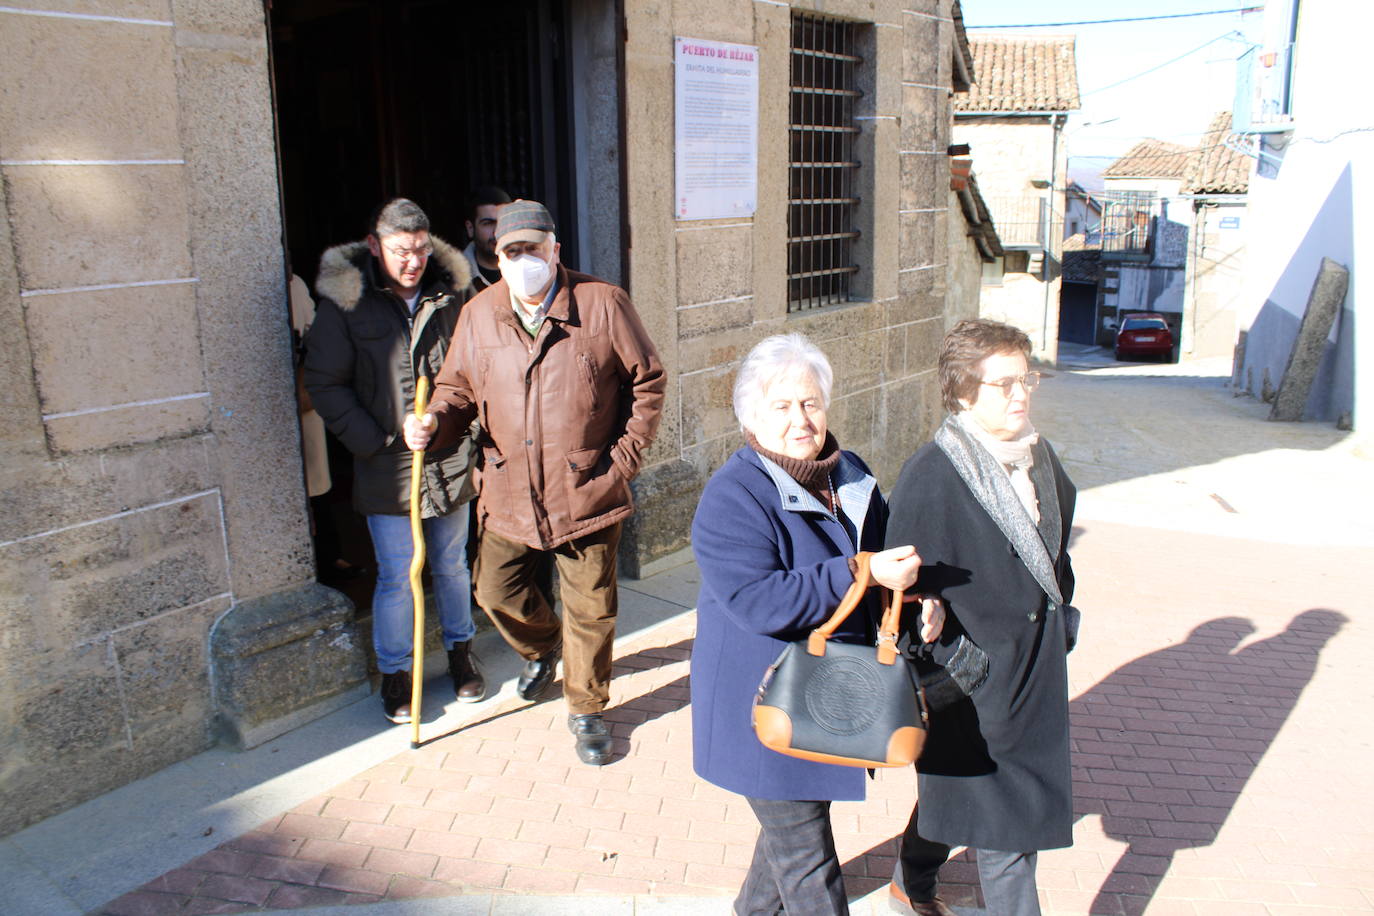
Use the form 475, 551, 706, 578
314, 234, 471, 309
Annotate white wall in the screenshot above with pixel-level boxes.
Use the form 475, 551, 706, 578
955, 116, 1066, 360
1237, 0, 1371, 428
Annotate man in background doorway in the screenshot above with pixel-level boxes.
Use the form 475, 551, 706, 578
289, 274, 365, 586
405, 199, 665, 765
463, 185, 511, 292
303, 198, 485, 724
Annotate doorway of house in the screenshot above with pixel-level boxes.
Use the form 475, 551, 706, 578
1059, 280, 1098, 346
268, 0, 585, 612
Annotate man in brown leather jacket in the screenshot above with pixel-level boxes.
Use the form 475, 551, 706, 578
405, 200, 665, 765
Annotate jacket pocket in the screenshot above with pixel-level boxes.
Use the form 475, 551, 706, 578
478, 445, 509, 515
577, 353, 601, 414
563, 446, 627, 523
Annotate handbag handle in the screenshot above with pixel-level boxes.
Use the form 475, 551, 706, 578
806, 552, 904, 665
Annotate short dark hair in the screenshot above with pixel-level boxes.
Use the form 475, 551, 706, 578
466, 185, 512, 221
939, 319, 1032, 414
369, 198, 429, 238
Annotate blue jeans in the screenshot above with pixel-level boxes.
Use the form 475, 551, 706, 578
366, 510, 475, 674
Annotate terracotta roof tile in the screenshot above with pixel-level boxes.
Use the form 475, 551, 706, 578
954, 36, 1080, 113
1062, 232, 1097, 252
952, 2, 975, 92
952, 164, 1004, 261
1102, 139, 1194, 180
1063, 248, 1100, 283
1183, 111, 1251, 194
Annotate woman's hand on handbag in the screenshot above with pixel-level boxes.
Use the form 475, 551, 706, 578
870, 545, 921, 592
914, 595, 945, 644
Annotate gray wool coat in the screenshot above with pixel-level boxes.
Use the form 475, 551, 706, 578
885, 438, 1077, 852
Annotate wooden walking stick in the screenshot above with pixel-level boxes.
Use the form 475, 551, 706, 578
409, 376, 430, 749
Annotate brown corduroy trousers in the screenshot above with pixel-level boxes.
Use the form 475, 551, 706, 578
473, 522, 621, 715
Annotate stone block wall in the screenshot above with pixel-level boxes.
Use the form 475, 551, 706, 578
946, 189, 987, 328
0, 0, 971, 828
620, 0, 959, 573
0, 1, 346, 835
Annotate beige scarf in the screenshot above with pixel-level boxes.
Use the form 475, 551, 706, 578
955, 411, 1041, 523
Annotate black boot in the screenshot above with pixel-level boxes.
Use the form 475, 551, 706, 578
380, 670, 412, 724
447, 641, 486, 703
568, 713, 613, 766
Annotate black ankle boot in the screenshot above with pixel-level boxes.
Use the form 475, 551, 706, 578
380, 670, 412, 724
447, 641, 486, 702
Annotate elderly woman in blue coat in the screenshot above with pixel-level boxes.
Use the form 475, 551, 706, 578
690, 333, 943, 915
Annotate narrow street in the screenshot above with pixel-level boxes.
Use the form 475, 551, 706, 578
6, 352, 1371, 916
1027, 347, 1374, 914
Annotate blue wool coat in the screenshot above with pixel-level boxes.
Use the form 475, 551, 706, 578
690, 447, 889, 802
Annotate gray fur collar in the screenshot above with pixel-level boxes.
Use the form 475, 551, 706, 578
314, 234, 470, 309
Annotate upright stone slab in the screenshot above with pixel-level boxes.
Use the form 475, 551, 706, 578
1270, 258, 1350, 422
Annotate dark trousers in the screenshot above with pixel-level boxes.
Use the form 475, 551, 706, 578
736, 797, 848, 916
896, 804, 1040, 916
473, 523, 620, 715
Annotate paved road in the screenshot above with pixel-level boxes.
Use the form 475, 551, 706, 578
1040, 345, 1374, 548
4, 351, 1370, 915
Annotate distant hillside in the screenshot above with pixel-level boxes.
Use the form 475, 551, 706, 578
1068, 163, 1105, 192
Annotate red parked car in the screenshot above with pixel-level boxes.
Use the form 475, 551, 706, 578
1114, 313, 1175, 362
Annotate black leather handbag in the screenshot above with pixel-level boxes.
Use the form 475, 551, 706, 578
752, 552, 928, 768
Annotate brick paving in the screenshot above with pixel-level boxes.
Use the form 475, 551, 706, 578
97, 517, 1373, 915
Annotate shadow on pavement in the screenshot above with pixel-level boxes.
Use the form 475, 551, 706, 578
604, 639, 693, 763
863, 609, 1346, 913
1069, 608, 1346, 913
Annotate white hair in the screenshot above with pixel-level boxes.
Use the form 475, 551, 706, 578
732, 333, 834, 432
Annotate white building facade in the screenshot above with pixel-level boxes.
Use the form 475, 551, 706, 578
1233, 0, 1370, 429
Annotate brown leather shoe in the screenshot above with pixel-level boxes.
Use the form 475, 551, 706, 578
889, 881, 957, 916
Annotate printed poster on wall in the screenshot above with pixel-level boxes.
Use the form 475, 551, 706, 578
674, 36, 759, 220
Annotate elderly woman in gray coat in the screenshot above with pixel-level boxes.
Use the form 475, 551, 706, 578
884, 319, 1078, 916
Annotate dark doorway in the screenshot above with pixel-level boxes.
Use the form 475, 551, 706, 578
269, 0, 589, 615
1058, 281, 1097, 345
269, 0, 581, 276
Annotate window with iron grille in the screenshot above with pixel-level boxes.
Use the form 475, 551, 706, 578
788, 13, 862, 312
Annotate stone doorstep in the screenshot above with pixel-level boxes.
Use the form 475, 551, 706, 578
226, 681, 373, 751
211, 582, 369, 749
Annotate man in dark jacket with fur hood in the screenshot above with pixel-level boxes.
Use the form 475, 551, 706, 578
303, 198, 484, 724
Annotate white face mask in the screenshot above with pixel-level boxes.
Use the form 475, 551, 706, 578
500, 253, 552, 301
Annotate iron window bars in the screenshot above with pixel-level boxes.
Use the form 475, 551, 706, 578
788, 13, 862, 311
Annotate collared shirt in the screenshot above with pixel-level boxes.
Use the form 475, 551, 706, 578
753, 449, 877, 555
510, 276, 560, 337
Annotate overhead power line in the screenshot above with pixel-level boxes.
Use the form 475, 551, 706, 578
1081, 31, 1241, 96
970, 7, 1262, 29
